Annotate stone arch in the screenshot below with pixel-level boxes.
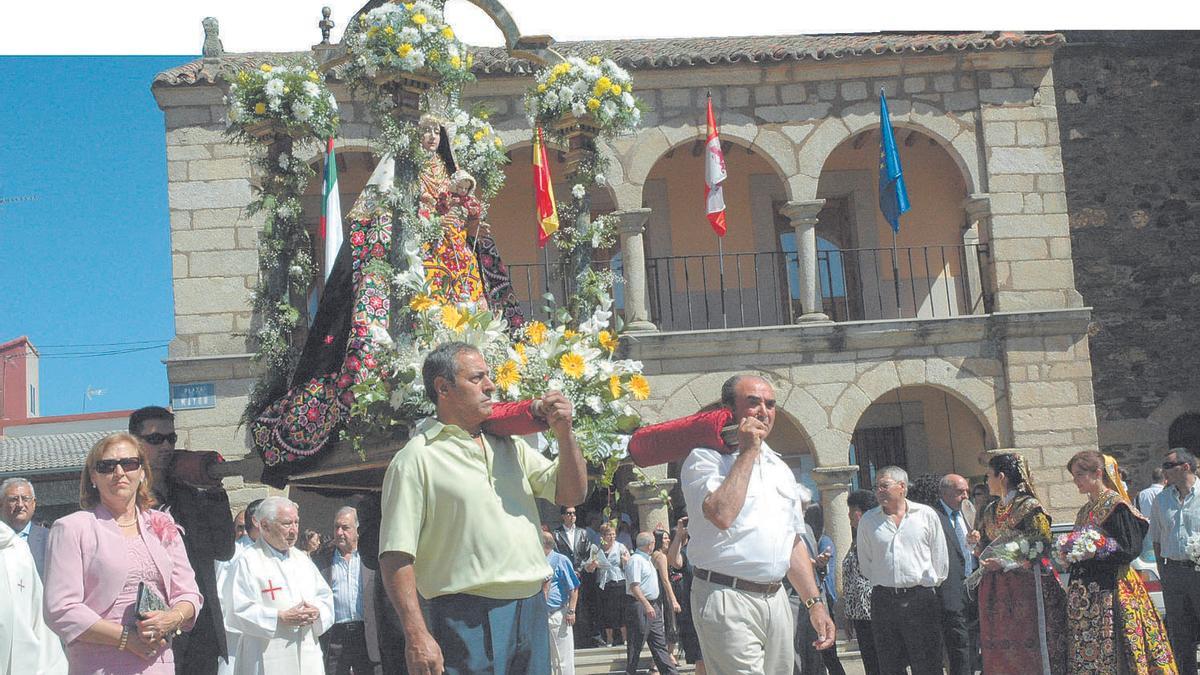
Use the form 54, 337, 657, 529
793, 99, 980, 201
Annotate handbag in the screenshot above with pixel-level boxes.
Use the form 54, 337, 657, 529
135, 581, 168, 620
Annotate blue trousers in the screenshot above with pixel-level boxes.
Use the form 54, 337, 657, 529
428, 591, 551, 675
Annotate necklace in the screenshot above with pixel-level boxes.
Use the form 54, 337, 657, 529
115, 516, 138, 527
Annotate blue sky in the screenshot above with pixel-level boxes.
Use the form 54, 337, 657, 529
0, 56, 196, 416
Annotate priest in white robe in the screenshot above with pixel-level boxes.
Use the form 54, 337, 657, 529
0, 519, 67, 673
222, 496, 333, 675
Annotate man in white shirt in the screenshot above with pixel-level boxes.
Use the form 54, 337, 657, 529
553, 506, 595, 646
222, 496, 334, 674
680, 374, 835, 674
857, 465, 950, 675
1150, 448, 1200, 673
621, 531, 676, 675
317, 506, 376, 675
0, 478, 48, 578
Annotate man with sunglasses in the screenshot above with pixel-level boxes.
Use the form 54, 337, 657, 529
1150, 447, 1200, 672
129, 406, 236, 675
0, 477, 48, 578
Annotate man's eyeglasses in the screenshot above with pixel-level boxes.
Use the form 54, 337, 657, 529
95, 458, 144, 474
4, 495, 34, 505
875, 482, 901, 492
139, 432, 178, 446
563, 511, 577, 517
1162, 460, 1189, 471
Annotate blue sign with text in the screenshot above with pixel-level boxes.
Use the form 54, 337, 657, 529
171, 383, 216, 410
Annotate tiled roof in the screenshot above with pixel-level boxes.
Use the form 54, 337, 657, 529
154, 31, 1065, 85
0, 431, 107, 474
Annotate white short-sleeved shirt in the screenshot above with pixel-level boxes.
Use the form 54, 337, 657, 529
856, 500, 949, 589
680, 441, 807, 583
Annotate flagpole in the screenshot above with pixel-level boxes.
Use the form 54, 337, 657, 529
891, 227, 903, 315
708, 90, 728, 329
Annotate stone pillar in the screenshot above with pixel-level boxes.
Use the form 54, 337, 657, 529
780, 200, 831, 323
613, 208, 657, 332
811, 464, 858, 595
627, 464, 677, 533
962, 194, 991, 315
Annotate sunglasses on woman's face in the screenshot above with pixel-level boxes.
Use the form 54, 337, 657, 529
95, 458, 143, 474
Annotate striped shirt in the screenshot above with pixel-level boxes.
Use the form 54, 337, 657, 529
331, 549, 364, 623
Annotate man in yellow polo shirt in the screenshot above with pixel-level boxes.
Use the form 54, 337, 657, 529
379, 341, 588, 675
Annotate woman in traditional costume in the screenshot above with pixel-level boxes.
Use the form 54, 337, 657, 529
1063, 451, 1176, 674
974, 452, 1068, 674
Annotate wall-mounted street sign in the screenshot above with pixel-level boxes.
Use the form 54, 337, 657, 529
171, 382, 216, 410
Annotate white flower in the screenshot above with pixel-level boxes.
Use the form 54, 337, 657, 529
571, 101, 587, 117
631, 107, 642, 123
586, 395, 603, 413
264, 78, 285, 97
622, 91, 636, 108
594, 173, 607, 187
327, 93, 338, 110
547, 378, 564, 392
601, 100, 618, 120
294, 102, 313, 122
389, 389, 406, 410
571, 184, 586, 200
303, 81, 321, 98
368, 325, 395, 348
277, 152, 291, 170
453, 133, 468, 148
572, 80, 588, 96
268, 96, 282, 112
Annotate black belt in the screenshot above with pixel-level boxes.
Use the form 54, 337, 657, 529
694, 567, 782, 595
873, 585, 934, 595
328, 621, 365, 636
1163, 558, 1197, 568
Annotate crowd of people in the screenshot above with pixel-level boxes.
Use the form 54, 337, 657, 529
3, 350, 1200, 675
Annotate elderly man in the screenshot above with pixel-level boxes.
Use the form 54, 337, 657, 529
679, 374, 835, 673
1151, 447, 1200, 672
622, 531, 677, 675
543, 531, 580, 675
316, 506, 377, 675
130, 405, 236, 675
0, 477, 48, 578
0, 518, 66, 673
858, 466, 949, 675
934, 473, 978, 675
222, 496, 334, 674
379, 341, 588, 674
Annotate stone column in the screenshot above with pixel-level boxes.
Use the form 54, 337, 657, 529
811, 464, 858, 596
627, 464, 677, 533
780, 200, 831, 323
962, 194, 992, 315
613, 208, 657, 332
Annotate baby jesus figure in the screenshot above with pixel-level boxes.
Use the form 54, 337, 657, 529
436, 169, 487, 239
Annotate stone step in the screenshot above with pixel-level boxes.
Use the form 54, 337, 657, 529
572, 640, 865, 674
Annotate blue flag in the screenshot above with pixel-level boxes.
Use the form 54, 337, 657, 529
878, 90, 911, 233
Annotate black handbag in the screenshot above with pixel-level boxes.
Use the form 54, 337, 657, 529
135, 581, 168, 620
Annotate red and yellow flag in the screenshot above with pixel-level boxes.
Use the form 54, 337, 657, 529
704, 94, 728, 237
532, 127, 559, 248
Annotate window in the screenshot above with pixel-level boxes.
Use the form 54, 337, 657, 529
29, 384, 36, 416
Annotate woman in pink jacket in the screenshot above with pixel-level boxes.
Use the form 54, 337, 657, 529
44, 432, 203, 674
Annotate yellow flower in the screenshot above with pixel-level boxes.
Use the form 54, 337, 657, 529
563, 329, 578, 341
598, 330, 618, 353
547, 74, 558, 86
254, 102, 266, 114
537, 83, 547, 93
367, 26, 378, 38
514, 342, 528, 364
440, 304, 467, 332
627, 374, 651, 400
587, 98, 601, 111
409, 294, 436, 312
451, 55, 462, 69
429, 50, 440, 62
467, 54, 474, 67
260, 64, 273, 73
594, 76, 612, 96
441, 27, 455, 39
588, 56, 601, 65
308, 71, 320, 82
560, 353, 585, 379
495, 360, 520, 390
473, 130, 485, 141
411, 13, 427, 25
608, 376, 622, 400
404, 2, 413, 8
553, 63, 570, 76
397, 43, 413, 57
384, 26, 394, 35
237, 71, 249, 84
526, 321, 547, 345
494, 137, 503, 148
610, 84, 622, 96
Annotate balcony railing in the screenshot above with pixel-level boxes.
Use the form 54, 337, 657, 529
506, 260, 614, 324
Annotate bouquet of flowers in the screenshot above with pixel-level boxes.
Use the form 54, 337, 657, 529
965, 530, 1048, 591
525, 56, 643, 138
447, 106, 509, 201
344, 0, 474, 92
1052, 525, 1119, 568
226, 61, 340, 141
1184, 532, 1200, 570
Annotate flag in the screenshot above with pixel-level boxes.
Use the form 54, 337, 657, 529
878, 90, 911, 233
704, 93, 728, 237
532, 127, 559, 248
320, 137, 342, 280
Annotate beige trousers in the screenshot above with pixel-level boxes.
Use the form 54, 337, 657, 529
547, 608, 576, 675
690, 576, 795, 674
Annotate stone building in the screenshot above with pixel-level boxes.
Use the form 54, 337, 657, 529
152, 27, 1099, 561
1053, 31, 1200, 483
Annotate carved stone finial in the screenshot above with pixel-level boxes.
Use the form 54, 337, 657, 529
319, 7, 335, 45
202, 17, 224, 58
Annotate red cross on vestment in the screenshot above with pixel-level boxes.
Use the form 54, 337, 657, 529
261, 579, 284, 600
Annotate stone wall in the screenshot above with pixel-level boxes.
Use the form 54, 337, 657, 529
1054, 31, 1200, 480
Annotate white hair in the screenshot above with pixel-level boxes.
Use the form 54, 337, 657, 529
877, 466, 909, 485
0, 478, 34, 499
255, 496, 298, 525
335, 506, 358, 526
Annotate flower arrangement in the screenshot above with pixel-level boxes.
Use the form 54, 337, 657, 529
345, 0, 474, 93
1053, 525, 1119, 567
341, 239, 647, 465
448, 106, 509, 201
525, 56, 643, 139
226, 61, 339, 142
965, 531, 1049, 591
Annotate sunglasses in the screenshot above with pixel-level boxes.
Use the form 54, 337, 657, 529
95, 458, 144, 474
139, 432, 178, 446
1162, 460, 1189, 470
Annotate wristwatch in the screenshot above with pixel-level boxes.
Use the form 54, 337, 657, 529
803, 595, 825, 610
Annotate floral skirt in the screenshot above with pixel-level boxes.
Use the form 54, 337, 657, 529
423, 227, 486, 306
978, 568, 1068, 674
1066, 567, 1176, 675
